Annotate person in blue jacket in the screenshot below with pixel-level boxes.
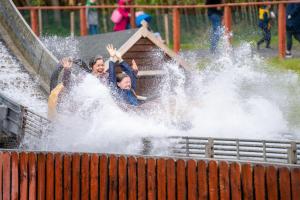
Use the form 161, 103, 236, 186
286, 3, 300, 58
106, 44, 139, 106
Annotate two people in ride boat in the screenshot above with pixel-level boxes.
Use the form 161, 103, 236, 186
48, 44, 141, 119
106, 44, 140, 106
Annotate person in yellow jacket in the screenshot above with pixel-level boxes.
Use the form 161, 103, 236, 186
48, 58, 90, 120
257, 5, 274, 50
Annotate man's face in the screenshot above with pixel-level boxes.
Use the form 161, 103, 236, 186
117, 76, 131, 90
92, 59, 105, 77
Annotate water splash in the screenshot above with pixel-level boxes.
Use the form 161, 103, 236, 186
0, 40, 47, 116
22, 36, 300, 154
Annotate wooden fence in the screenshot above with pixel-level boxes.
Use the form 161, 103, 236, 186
0, 151, 300, 199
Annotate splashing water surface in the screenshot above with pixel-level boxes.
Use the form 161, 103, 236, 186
1, 36, 300, 155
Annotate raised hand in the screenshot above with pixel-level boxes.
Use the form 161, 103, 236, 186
131, 59, 138, 72
61, 57, 72, 69
106, 44, 116, 58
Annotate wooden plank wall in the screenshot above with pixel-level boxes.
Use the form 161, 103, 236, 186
122, 38, 169, 96
0, 151, 299, 200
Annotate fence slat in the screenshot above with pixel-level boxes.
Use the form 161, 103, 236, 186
177, 159, 186, 200
37, 154, 46, 200
81, 153, 90, 200
138, 157, 146, 200
291, 168, 300, 200
219, 161, 230, 200
90, 154, 99, 200
157, 158, 166, 200
230, 162, 241, 200
3, 152, 11, 200
46, 154, 54, 200
279, 167, 291, 200
187, 160, 197, 200
167, 159, 176, 200
54, 154, 63, 200
72, 153, 80, 200
241, 164, 253, 200
118, 156, 127, 200
209, 160, 219, 200
254, 165, 265, 200
11, 152, 18, 200
198, 160, 208, 200
128, 156, 137, 200
29, 152, 37, 200
266, 166, 278, 200
100, 155, 108, 200
63, 155, 71, 200
147, 158, 156, 200
109, 155, 118, 200
20, 152, 28, 200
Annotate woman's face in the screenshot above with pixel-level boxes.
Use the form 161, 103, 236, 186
117, 76, 131, 90
92, 59, 105, 77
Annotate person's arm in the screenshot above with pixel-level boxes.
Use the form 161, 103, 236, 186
108, 60, 117, 87
50, 63, 63, 91
60, 58, 72, 90
118, 7, 129, 17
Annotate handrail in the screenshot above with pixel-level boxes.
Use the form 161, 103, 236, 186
15, 1, 300, 10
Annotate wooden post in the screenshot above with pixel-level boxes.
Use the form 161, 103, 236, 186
130, 8, 136, 29
173, 8, 180, 53
164, 13, 170, 45
278, 3, 286, 59
38, 9, 42, 36
80, 7, 87, 36
224, 5, 232, 42
30, 9, 39, 36
69, 0, 75, 37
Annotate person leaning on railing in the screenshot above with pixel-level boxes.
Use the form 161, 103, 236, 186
286, 3, 300, 58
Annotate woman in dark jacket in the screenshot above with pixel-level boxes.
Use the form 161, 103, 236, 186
106, 44, 139, 106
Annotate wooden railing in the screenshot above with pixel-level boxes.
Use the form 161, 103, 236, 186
0, 151, 299, 199
17, 1, 300, 57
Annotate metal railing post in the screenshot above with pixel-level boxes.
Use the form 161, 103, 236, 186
130, 8, 136, 29
30, 9, 39, 36
172, 8, 180, 53
186, 137, 190, 157
205, 138, 214, 158
224, 5, 232, 42
80, 7, 87, 36
288, 142, 297, 164
278, 3, 286, 58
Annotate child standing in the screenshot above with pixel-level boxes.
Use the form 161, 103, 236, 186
257, 5, 273, 49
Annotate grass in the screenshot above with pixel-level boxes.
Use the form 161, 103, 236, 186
267, 57, 300, 74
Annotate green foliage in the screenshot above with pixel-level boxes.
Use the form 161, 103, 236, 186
29, 0, 45, 6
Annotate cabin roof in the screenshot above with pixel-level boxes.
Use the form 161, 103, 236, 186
77, 22, 189, 69
77, 28, 139, 62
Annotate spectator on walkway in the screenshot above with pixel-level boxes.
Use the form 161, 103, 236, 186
86, 0, 99, 35
257, 5, 274, 50
206, 0, 224, 54
286, 3, 300, 58
112, 0, 131, 32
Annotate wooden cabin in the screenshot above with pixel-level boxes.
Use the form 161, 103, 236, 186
77, 22, 188, 96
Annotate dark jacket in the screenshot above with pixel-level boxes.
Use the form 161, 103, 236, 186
206, 0, 223, 16
108, 61, 139, 106
286, 4, 300, 32
258, 6, 271, 29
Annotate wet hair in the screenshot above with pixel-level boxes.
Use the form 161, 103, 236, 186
116, 73, 129, 83
89, 55, 104, 70
72, 58, 91, 73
